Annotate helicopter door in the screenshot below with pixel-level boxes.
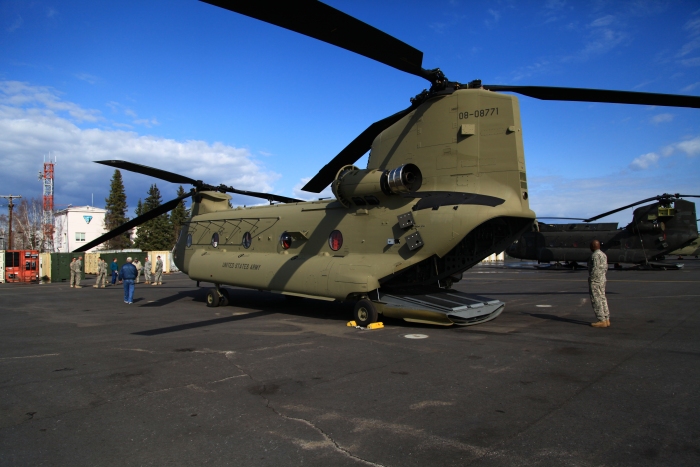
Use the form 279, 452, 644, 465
310, 258, 334, 296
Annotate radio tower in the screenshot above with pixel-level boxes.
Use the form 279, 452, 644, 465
39, 155, 56, 252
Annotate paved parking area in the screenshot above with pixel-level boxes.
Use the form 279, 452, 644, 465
1, 261, 699, 466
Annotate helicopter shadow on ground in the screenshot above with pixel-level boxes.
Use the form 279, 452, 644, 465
520, 312, 591, 326
470, 291, 592, 296
132, 311, 273, 336
137, 289, 203, 307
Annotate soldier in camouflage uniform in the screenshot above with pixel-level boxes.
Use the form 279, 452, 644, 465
588, 240, 610, 328
93, 257, 108, 288
134, 258, 142, 283
69, 257, 83, 288
152, 255, 163, 285
69, 257, 78, 288
144, 257, 152, 284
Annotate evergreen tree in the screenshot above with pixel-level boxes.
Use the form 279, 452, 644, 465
133, 184, 171, 251
169, 186, 188, 247
135, 199, 143, 217
104, 169, 130, 250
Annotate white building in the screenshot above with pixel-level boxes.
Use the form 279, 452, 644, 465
54, 206, 107, 252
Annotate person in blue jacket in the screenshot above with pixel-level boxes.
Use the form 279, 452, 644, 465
118, 257, 138, 304
110, 258, 119, 285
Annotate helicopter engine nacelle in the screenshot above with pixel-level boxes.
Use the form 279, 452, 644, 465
332, 164, 422, 207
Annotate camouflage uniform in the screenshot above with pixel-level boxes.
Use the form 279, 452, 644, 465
70, 258, 82, 288
144, 259, 152, 284
153, 257, 163, 285
94, 259, 107, 288
588, 249, 609, 322
134, 259, 142, 283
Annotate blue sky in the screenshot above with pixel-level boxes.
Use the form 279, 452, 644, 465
1, 0, 699, 226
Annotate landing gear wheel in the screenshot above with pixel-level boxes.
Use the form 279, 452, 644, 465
353, 299, 378, 327
206, 288, 220, 307
219, 288, 230, 307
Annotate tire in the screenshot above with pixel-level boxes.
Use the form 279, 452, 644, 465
353, 299, 378, 327
206, 288, 220, 307
219, 288, 230, 307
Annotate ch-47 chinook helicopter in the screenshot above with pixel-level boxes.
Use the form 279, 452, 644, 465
76, 1, 700, 327
506, 194, 700, 270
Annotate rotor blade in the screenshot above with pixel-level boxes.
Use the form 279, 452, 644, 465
537, 217, 588, 221
302, 105, 415, 193
583, 193, 685, 222
201, 0, 429, 80
482, 85, 700, 109
222, 186, 303, 204
74, 192, 193, 252
96, 160, 200, 186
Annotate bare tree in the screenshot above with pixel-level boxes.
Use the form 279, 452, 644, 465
0, 213, 7, 249
13, 198, 44, 251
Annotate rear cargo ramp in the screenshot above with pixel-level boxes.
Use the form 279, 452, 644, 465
376, 290, 505, 326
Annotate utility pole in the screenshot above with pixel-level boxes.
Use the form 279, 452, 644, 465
0, 195, 22, 250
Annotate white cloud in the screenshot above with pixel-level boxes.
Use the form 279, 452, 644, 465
75, 73, 98, 85
0, 81, 101, 122
681, 81, 700, 92
680, 57, 700, 67
677, 37, 700, 58
484, 9, 500, 27
292, 177, 334, 201
578, 27, 628, 59
676, 137, 700, 157
510, 60, 552, 82
629, 152, 660, 170
0, 80, 280, 209
650, 113, 674, 124
133, 117, 159, 128
630, 136, 700, 171
685, 17, 700, 36
590, 15, 615, 28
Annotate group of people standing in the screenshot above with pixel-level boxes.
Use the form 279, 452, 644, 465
69, 244, 611, 321
69, 255, 164, 305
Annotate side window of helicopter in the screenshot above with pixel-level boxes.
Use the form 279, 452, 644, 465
328, 230, 343, 251
242, 232, 252, 249
280, 232, 292, 250
211, 232, 219, 248
186, 234, 192, 248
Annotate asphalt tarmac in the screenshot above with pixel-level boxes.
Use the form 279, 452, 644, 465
1, 260, 699, 466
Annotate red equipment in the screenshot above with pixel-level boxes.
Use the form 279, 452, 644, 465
4, 250, 39, 283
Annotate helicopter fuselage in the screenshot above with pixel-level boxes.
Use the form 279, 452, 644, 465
174, 89, 536, 306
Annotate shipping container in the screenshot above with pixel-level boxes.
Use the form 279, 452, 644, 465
3, 250, 40, 283
39, 253, 51, 282
48, 252, 86, 283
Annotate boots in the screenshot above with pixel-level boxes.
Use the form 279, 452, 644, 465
591, 320, 609, 328
93, 285, 98, 288
606, 319, 611, 327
